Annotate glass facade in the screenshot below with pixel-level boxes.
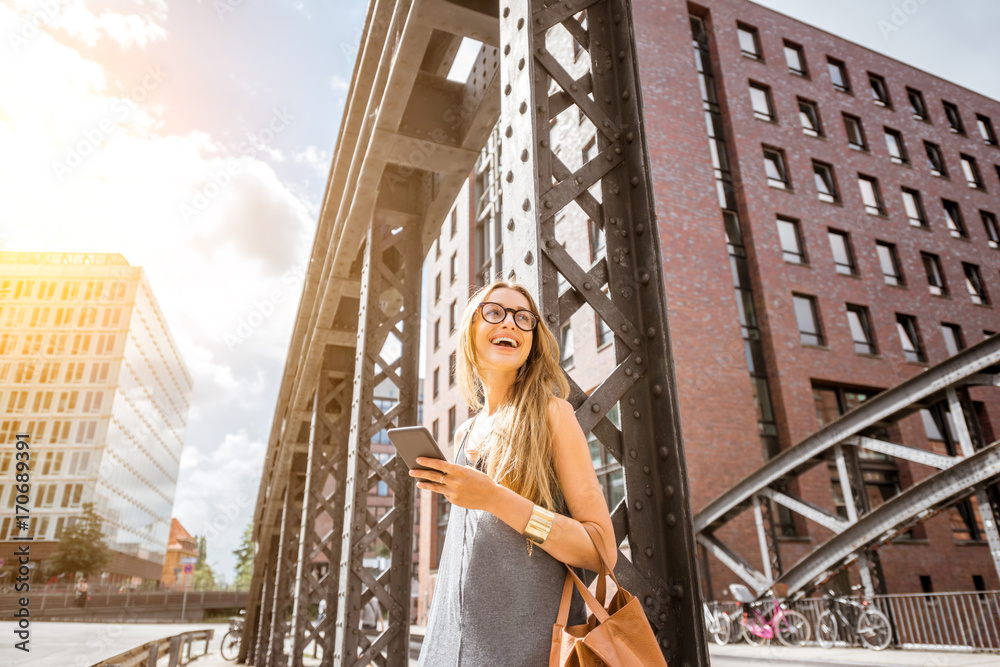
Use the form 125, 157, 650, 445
0, 252, 191, 581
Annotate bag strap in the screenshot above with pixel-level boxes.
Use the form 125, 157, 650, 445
554, 521, 620, 625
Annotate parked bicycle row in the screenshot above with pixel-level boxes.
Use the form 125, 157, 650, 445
704, 583, 892, 650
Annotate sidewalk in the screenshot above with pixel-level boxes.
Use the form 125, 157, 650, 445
709, 643, 999, 666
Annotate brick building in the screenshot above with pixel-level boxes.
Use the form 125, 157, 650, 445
417, 0, 1000, 617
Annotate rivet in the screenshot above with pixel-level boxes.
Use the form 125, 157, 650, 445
575, 177, 583, 185
671, 584, 684, 598
664, 484, 675, 497
645, 486, 653, 497
506, 171, 514, 183
622, 90, 630, 100
659, 613, 668, 623
658, 446, 669, 459
634, 500, 643, 511
652, 384, 662, 397
545, 239, 555, 248
639, 272, 650, 285
646, 327, 655, 338
615, 147, 622, 155
606, 153, 613, 161
504, 83, 512, 96
618, 51, 626, 61
518, 58, 525, 70
537, 46, 546, 54
623, 247, 630, 254
625, 368, 633, 376
644, 595, 654, 606
503, 44, 511, 55
631, 176, 639, 187
612, 186, 620, 195
635, 356, 643, 365
540, 138, 548, 147
642, 465, 650, 474
591, 403, 601, 413
502, 7, 510, 18
547, 314, 557, 323
506, 218, 515, 230
629, 398, 636, 406
629, 448, 638, 459
537, 105, 544, 113
505, 125, 513, 137
660, 638, 669, 649
621, 324, 630, 333
524, 250, 533, 265
666, 513, 677, 527
544, 200, 553, 209
626, 132, 634, 143
636, 224, 645, 235
536, 17, 543, 25
583, 281, 592, 290
522, 198, 531, 211
644, 548, 654, 559
517, 17, 524, 29
602, 119, 611, 127
604, 96, 612, 103
633, 411, 640, 419
519, 101, 528, 114
570, 83, 578, 92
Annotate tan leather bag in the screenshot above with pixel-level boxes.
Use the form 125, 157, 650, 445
549, 522, 668, 666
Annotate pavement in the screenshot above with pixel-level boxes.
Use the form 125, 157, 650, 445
708, 643, 999, 666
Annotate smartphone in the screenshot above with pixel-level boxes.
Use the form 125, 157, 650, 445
387, 426, 448, 472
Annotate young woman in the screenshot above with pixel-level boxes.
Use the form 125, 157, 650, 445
414, 280, 617, 666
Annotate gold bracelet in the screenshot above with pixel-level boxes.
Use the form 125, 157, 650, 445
522, 505, 555, 545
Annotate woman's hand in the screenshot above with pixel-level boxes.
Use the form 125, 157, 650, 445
411, 458, 500, 512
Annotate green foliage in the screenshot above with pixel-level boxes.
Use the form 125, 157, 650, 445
189, 535, 222, 591
48, 502, 112, 579
231, 523, 254, 591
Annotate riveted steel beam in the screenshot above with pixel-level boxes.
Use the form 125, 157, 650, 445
850, 436, 960, 470
696, 532, 768, 595
759, 487, 849, 535
499, 1, 706, 664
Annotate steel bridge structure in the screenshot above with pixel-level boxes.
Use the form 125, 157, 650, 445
241, 0, 705, 665
694, 334, 1000, 601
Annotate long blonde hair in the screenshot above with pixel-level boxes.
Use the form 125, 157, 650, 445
456, 280, 570, 511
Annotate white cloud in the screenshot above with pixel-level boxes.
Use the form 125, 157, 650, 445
330, 74, 349, 91
54, 0, 169, 49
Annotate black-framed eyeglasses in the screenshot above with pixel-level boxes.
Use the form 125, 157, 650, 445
477, 301, 539, 331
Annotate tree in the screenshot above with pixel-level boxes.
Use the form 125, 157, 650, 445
48, 502, 111, 579
231, 523, 254, 591
191, 535, 221, 591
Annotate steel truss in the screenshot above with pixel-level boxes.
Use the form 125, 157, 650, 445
244, 0, 705, 665
695, 335, 1000, 600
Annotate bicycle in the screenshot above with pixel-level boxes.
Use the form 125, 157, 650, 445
703, 601, 733, 645
815, 585, 891, 651
730, 583, 811, 647
220, 612, 245, 661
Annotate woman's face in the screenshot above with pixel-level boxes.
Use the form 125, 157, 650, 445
473, 287, 534, 375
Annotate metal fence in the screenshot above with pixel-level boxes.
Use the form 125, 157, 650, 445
708, 590, 1000, 652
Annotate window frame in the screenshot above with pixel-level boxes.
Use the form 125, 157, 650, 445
921, 252, 948, 296
777, 217, 807, 264
884, 127, 908, 164
963, 262, 989, 305
797, 98, 822, 137
941, 322, 965, 357
875, 241, 904, 286
960, 154, 984, 189
737, 22, 762, 60
783, 40, 807, 76
901, 187, 927, 227
763, 147, 790, 189
560, 322, 575, 369
843, 113, 867, 151
943, 100, 965, 134
857, 174, 885, 216
827, 57, 850, 92
749, 82, 775, 122
868, 73, 891, 107
793, 293, 825, 346
907, 87, 929, 121
924, 141, 947, 177
981, 210, 1000, 249
827, 229, 856, 275
812, 160, 839, 203
896, 313, 926, 363
942, 199, 967, 238
976, 114, 998, 146
846, 304, 877, 354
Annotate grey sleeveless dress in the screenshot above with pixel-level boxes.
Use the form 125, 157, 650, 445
418, 429, 587, 666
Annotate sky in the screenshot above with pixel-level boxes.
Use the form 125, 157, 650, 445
0, 0, 997, 583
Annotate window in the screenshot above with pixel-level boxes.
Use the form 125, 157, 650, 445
827, 57, 849, 92
449, 300, 457, 332
589, 220, 606, 260
434, 273, 441, 302
448, 352, 456, 387
749, 83, 775, 121
793, 294, 824, 346
777, 217, 806, 263
582, 136, 596, 164
924, 141, 947, 177
784, 41, 806, 75
941, 323, 965, 356
449, 252, 457, 283
943, 199, 967, 238
982, 211, 1000, 249
763, 148, 789, 189
876, 241, 904, 286
448, 406, 457, 443
963, 263, 989, 304
960, 154, 984, 189
901, 187, 927, 227
846, 305, 876, 354
884, 128, 907, 164
450, 208, 458, 237
943, 100, 964, 134
432, 367, 440, 399
976, 114, 998, 145
596, 312, 613, 348
907, 87, 928, 120
857, 175, 884, 215
806, 161, 837, 203
433, 319, 440, 350
828, 230, 856, 275
432, 419, 439, 443
843, 113, 867, 151
737, 23, 761, 59
869, 73, 891, 107
921, 252, 948, 296
560, 323, 574, 369
798, 98, 822, 136
896, 314, 925, 362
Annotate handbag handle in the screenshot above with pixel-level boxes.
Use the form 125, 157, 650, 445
554, 521, 619, 626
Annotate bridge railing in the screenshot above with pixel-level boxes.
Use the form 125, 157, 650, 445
708, 590, 1000, 652
93, 628, 213, 667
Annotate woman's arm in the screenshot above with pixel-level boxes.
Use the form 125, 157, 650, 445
412, 398, 617, 572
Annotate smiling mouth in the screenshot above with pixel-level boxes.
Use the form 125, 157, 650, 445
490, 335, 520, 348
